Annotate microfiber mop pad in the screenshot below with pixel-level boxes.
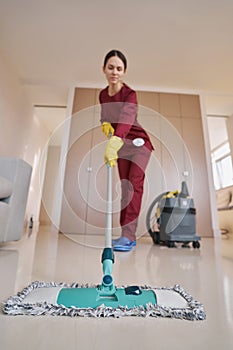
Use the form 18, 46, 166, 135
3, 281, 206, 320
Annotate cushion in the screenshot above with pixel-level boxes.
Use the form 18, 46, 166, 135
228, 191, 233, 209
216, 188, 233, 210
0, 176, 13, 199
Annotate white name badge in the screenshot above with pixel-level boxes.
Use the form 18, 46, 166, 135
132, 138, 145, 147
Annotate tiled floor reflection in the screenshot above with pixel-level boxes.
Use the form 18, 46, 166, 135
0, 226, 233, 350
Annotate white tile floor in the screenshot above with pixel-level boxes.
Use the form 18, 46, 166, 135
0, 225, 233, 350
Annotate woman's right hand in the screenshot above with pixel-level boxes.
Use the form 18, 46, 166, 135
104, 136, 123, 167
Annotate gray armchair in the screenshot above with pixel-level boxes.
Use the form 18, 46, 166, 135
0, 158, 32, 242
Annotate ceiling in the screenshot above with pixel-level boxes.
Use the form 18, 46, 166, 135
1, 0, 233, 135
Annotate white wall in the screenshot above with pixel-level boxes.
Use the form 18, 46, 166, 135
0, 55, 50, 222
207, 116, 228, 150
226, 115, 233, 165
40, 145, 61, 224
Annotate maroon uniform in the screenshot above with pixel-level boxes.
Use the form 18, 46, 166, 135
99, 84, 153, 241
99, 84, 153, 150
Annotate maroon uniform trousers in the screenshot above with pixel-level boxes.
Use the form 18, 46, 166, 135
118, 141, 152, 241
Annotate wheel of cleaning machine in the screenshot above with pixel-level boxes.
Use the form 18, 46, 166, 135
193, 241, 200, 249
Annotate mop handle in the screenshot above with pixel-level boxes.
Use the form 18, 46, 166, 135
105, 164, 112, 248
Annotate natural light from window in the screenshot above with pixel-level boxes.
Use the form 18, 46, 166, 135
211, 142, 233, 190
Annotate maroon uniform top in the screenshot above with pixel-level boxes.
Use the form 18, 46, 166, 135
99, 83, 153, 151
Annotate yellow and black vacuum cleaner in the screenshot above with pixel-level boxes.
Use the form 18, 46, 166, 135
146, 181, 201, 248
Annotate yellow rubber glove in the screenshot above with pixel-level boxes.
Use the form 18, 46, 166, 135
102, 122, 114, 138
104, 136, 124, 167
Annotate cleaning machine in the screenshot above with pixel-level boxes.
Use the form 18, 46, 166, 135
146, 181, 201, 248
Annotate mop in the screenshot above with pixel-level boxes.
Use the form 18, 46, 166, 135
3, 165, 206, 320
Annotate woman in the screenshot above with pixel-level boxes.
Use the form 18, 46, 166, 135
99, 49, 154, 252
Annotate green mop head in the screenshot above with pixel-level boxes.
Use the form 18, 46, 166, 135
3, 281, 206, 320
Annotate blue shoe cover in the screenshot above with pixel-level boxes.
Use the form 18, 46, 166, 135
112, 236, 136, 252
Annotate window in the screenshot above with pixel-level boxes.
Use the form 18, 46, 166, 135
211, 142, 233, 190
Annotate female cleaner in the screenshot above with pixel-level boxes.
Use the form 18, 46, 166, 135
99, 50, 154, 251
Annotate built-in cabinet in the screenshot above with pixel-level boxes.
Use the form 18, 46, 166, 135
60, 88, 213, 237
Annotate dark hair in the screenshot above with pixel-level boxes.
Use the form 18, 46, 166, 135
103, 50, 127, 70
